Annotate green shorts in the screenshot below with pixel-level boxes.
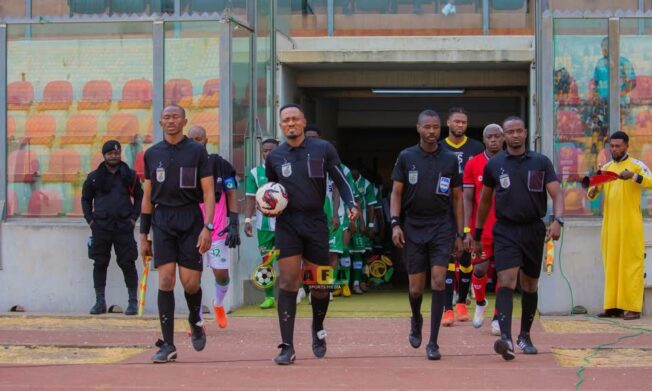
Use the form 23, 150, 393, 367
350, 232, 368, 253
329, 225, 345, 254
257, 230, 276, 255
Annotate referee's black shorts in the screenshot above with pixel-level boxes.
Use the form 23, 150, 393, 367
275, 210, 329, 266
152, 204, 204, 271
404, 214, 454, 274
493, 219, 546, 278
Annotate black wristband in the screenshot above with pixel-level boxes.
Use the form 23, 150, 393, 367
473, 228, 483, 241
228, 211, 239, 225
390, 216, 400, 228
635, 174, 643, 184
140, 213, 152, 234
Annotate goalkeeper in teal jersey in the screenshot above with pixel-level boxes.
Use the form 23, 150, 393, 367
244, 139, 279, 309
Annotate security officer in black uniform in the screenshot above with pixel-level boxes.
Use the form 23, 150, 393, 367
82, 140, 143, 315
440, 107, 484, 325
139, 104, 216, 363
390, 109, 464, 361
264, 104, 359, 365
473, 116, 563, 361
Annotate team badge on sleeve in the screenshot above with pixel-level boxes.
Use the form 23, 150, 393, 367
408, 170, 418, 184
437, 176, 451, 194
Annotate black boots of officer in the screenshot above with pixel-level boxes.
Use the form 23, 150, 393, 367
90, 287, 138, 315
90, 288, 107, 314
125, 287, 138, 316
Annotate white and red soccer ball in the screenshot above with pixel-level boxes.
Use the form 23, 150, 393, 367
255, 182, 288, 215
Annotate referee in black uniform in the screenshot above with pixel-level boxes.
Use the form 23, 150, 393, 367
140, 104, 216, 363
390, 109, 464, 360
473, 116, 563, 361
264, 104, 359, 365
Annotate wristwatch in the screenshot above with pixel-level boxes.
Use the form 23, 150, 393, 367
205, 223, 215, 231
554, 217, 565, 227
455, 232, 465, 239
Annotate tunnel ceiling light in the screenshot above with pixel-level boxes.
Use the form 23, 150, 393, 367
371, 88, 465, 95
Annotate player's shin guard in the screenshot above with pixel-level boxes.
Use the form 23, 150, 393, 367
311, 292, 330, 332
520, 291, 538, 335
444, 263, 455, 310
472, 273, 488, 305
278, 289, 298, 346
158, 290, 175, 345
496, 287, 514, 341
184, 287, 203, 325
351, 254, 363, 283
214, 277, 229, 307
457, 262, 473, 304
429, 289, 445, 348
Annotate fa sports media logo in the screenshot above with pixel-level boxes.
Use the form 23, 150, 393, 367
302, 264, 347, 289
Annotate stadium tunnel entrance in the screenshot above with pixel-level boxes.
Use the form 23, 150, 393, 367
279, 63, 531, 284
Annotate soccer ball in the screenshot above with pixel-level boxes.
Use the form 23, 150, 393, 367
255, 182, 288, 216
252, 264, 276, 289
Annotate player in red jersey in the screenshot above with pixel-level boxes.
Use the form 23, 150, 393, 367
463, 124, 504, 333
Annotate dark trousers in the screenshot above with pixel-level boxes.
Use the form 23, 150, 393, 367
89, 228, 138, 290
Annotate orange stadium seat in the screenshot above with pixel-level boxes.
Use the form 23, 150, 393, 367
78, 80, 113, 110
134, 150, 146, 181
60, 114, 98, 145
6, 189, 18, 216
118, 79, 152, 109
8, 81, 34, 110
556, 110, 584, 141
8, 116, 15, 140
36, 80, 73, 111
25, 188, 63, 217
165, 78, 193, 108
41, 149, 83, 183
634, 111, 652, 136
7, 150, 39, 183
630, 75, 652, 105
24, 114, 57, 145
190, 111, 219, 143
197, 79, 220, 108
103, 113, 139, 143
91, 152, 104, 169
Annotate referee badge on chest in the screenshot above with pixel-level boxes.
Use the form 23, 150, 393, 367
282, 162, 292, 177
436, 175, 451, 195
156, 166, 165, 183
500, 173, 510, 189
408, 170, 418, 184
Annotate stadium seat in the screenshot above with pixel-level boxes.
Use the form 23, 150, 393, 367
68, 192, 85, 218
103, 113, 139, 143
144, 120, 154, 144
635, 111, 652, 136
25, 188, 64, 217
24, 114, 57, 145
557, 110, 584, 141
36, 80, 73, 111
165, 79, 194, 108
8, 81, 34, 110
491, 0, 526, 10
60, 114, 98, 145
8, 115, 16, 140
110, 0, 147, 14
118, 79, 152, 109
91, 152, 105, 169
7, 150, 39, 183
190, 111, 219, 143
78, 80, 113, 110
41, 150, 83, 183
6, 189, 18, 216
134, 150, 146, 181
186, 0, 228, 13
197, 79, 220, 108
69, 0, 107, 14
630, 75, 652, 105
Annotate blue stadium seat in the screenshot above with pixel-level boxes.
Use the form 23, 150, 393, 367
491, 0, 525, 10
110, 0, 147, 14
69, 0, 107, 15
